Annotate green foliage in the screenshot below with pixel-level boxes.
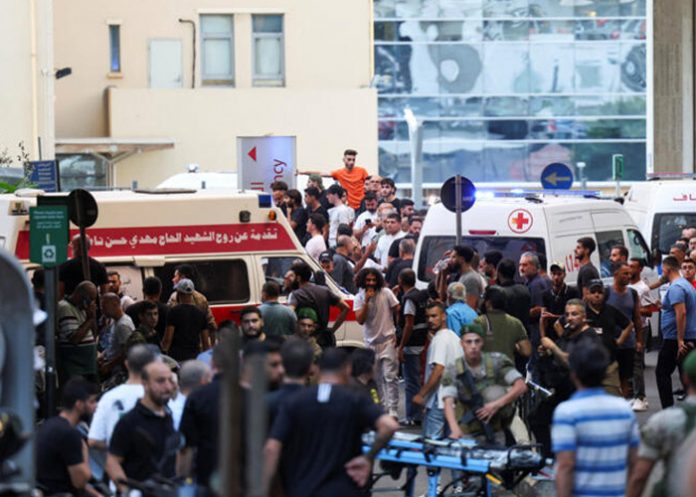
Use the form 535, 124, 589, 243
0, 141, 35, 193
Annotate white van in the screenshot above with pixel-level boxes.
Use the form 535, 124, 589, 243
1, 188, 363, 347
414, 192, 655, 287
624, 179, 696, 254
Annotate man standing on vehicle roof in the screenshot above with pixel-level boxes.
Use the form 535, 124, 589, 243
330, 149, 369, 210
575, 237, 600, 298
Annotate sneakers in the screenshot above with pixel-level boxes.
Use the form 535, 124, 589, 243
400, 418, 416, 427
632, 398, 649, 412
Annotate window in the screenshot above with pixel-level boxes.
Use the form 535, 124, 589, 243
627, 229, 652, 267
252, 15, 284, 86
653, 213, 696, 255
416, 235, 546, 283
200, 15, 235, 86
595, 230, 624, 277
261, 256, 303, 297
154, 259, 250, 304
109, 24, 121, 73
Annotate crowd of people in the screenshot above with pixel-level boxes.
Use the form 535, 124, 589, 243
30, 150, 696, 497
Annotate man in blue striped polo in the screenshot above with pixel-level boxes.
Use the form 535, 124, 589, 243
552, 336, 639, 497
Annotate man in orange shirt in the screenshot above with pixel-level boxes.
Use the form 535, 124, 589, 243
331, 149, 368, 210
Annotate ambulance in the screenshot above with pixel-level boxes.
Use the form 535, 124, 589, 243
414, 191, 656, 287
0, 188, 363, 348
624, 178, 696, 254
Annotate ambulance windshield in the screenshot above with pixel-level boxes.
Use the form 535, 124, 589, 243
653, 213, 696, 254
417, 236, 546, 283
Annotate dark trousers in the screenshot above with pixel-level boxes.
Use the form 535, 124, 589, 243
655, 338, 696, 408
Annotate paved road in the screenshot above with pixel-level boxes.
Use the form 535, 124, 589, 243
373, 349, 676, 497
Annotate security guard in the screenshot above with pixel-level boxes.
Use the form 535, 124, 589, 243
441, 324, 527, 445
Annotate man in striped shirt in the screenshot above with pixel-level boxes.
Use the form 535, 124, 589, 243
57, 281, 99, 385
552, 336, 639, 497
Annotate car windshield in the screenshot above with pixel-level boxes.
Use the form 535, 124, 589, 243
417, 236, 546, 282
653, 213, 696, 254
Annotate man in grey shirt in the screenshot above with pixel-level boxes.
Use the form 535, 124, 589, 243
259, 281, 297, 337
330, 235, 357, 294
437, 245, 483, 310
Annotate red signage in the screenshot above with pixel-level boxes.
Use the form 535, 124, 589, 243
508, 209, 533, 234
15, 223, 296, 260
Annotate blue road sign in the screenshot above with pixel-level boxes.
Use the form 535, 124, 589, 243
27, 160, 59, 192
541, 163, 573, 190
440, 176, 476, 213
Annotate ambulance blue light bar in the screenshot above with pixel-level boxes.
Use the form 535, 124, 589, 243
258, 194, 272, 208
475, 189, 601, 199
647, 172, 696, 180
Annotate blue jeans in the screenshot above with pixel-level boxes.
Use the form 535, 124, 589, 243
403, 353, 422, 421
423, 405, 447, 439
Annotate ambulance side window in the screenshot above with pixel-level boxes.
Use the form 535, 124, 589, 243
154, 260, 250, 304
595, 230, 624, 277
627, 229, 652, 268
261, 257, 302, 295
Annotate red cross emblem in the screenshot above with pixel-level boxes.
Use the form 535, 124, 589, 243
508, 209, 533, 233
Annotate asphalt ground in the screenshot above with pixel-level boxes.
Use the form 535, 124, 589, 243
370, 348, 675, 497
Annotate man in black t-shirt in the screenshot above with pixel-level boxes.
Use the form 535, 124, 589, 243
287, 261, 349, 339
36, 378, 98, 496
540, 262, 580, 338
575, 237, 600, 297
126, 276, 168, 342
107, 361, 177, 490
385, 238, 415, 288
162, 279, 211, 362
59, 235, 109, 297
286, 189, 308, 242
264, 348, 398, 497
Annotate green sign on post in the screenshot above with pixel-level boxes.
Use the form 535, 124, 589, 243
30, 206, 69, 268
612, 154, 624, 181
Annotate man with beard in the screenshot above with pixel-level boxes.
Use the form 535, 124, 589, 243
437, 245, 483, 310
106, 361, 177, 491
575, 237, 600, 297
354, 267, 400, 417
353, 192, 379, 247
240, 306, 266, 345
36, 378, 99, 496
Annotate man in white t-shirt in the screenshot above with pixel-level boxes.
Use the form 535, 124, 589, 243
305, 212, 328, 261
413, 301, 464, 439
354, 192, 379, 247
354, 267, 400, 417
88, 345, 158, 473
326, 184, 355, 248
628, 257, 659, 412
374, 213, 406, 270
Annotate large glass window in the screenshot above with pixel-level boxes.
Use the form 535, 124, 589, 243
201, 15, 235, 86
252, 15, 284, 87
374, 0, 648, 183
154, 259, 250, 304
595, 230, 624, 277
653, 214, 696, 255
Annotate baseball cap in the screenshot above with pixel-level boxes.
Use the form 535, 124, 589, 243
549, 261, 566, 272
174, 278, 195, 294
683, 349, 696, 384
319, 251, 333, 263
588, 279, 605, 291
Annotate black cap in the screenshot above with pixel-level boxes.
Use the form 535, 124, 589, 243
588, 279, 605, 291
319, 251, 333, 263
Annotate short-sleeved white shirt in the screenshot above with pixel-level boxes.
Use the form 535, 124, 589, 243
306, 234, 327, 261
353, 287, 399, 345
375, 231, 406, 269
424, 328, 464, 409
328, 204, 355, 247
88, 383, 144, 444
355, 210, 378, 247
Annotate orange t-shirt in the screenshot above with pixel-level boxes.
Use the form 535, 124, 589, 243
331, 166, 368, 209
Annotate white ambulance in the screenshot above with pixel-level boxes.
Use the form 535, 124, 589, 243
624, 178, 696, 254
0, 188, 363, 347
414, 191, 655, 287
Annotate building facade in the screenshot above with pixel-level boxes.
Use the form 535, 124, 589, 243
54, 0, 377, 189
373, 0, 649, 185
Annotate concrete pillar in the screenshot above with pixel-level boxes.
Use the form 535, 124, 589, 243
653, 0, 694, 173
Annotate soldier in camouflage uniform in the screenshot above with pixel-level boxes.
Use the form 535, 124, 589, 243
442, 324, 527, 445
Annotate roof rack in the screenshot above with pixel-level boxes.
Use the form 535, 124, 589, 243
647, 172, 696, 181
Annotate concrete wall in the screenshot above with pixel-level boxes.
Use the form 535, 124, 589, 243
652, 0, 694, 173
108, 87, 378, 187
